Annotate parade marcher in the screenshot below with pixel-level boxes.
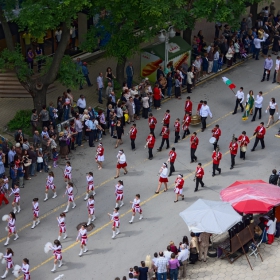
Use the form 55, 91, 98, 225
64, 161, 72, 185
76, 224, 88, 256
194, 163, 205, 192
229, 137, 238, 170
96, 143, 104, 170
196, 100, 203, 115
212, 146, 222, 177
31, 198, 40, 229
182, 112, 191, 139
168, 147, 177, 177
0, 179, 9, 206
9, 184, 20, 213
87, 195, 96, 225
63, 182, 76, 213
162, 109, 171, 129
44, 171, 57, 202
115, 180, 124, 208
251, 122, 266, 151
4, 212, 19, 246
1, 248, 14, 279
49, 239, 63, 272
155, 163, 168, 194
129, 123, 137, 151
251, 91, 263, 121
108, 207, 120, 239
148, 113, 157, 137
265, 97, 278, 128
200, 101, 212, 132
238, 131, 250, 160
157, 124, 170, 151
57, 213, 67, 240
190, 132, 199, 163
184, 96, 193, 115
145, 132, 155, 160
18, 258, 30, 280
84, 172, 95, 201
174, 118, 181, 143
272, 56, 280, 83
174, 174, 184, 202
129, 194, 143, 223
232, 87, 244, 114
114, 149, 128, 179
211, 124, 221, 151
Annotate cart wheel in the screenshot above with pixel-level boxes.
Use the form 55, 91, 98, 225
208, 247, 217, 258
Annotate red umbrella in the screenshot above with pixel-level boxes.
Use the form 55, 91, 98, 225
220, 180, 280, 214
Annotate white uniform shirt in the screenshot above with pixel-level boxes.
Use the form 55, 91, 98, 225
200, 105, 213, 118
254, 95, 263, 108
160, 167, 168, 178
267, 218, 277, 234
235, 90, 244, 103
118, 153, 126, 164
275, 59, 280, 71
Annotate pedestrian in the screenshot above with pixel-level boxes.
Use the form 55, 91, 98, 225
190, 132, 199, 163
31, 198, 40, 229
174, 73, 181, 99
269, 169, 278, 185
57, 213, 67, 241
174, 174, 184, 202
115, 119, 124, 148
194, 163, 205, 192
44, 171, 57, 202
266, 214, 277, 245
155, 163, 168, 194
252, 35, 265, 60
198, 232, 211, 262
64, 161, 72, 185
148, 113, 157, 137
162, 109, 171, 128
76, 224, 88, 256
17, 163, 24, 188
18, 258, 30, 280
229, 137, 238, 170
251, 91, 263, 121
153, 83, 161, 110
261, 54, 273, 82
76, 95, 87, 114
84, 172, 95, 201
174, 118, 180, 143
52, 148, 58, 168
1, 248, 14, 279
157, 124, 170, 152
96, 143, 104, 170
177, 244, 189, 279
97, 72, 104, 104
82, 62, 93, 87
186, 67, 194, 93
108, 207, 120, 239
265, 97, 278, 127
272, 56, 280, 83
168, 148, 177, 177
184, 96, 192, 115
232, 87, 244, 114
105, 67, 116, 87
114, 149, 128, 179
182, 112, 191, 139
251, 122, 266, 151
63, 182, 76, 213
212, 146, 222, 177
211, 124, 221, 151
85, 118, 95, 148
9, 184, 20, 213
49, 239, 63, 272
115, 180, 124, 208
200, 101, 212, 132
145, 132, 155, 160
126, 62, 134, 89
129, 123, 137, 151
238, 131, 250, 160
4, 212, 19, 246
129, 194, 143, 223
86, 195, 96, 225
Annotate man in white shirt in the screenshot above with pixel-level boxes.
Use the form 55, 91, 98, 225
251, 91, 263, 121
272, 56, 280, 83
253, 35, 266, 60
261, 54, 273, 82
193, 55, 202, 82
97, 72, 104, 104
154, 251, 168, 279
232, 87, 244, 115
199, 101, 212, 132
177, 244, 189, 279
76, 95, 87, 114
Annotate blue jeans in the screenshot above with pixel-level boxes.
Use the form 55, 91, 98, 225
37, 162, 43, 172
84, 75, 92, 86
76, 131, 82, 146
98, 88, 103, 103
253, 48, 260, 60
167, 86, 172, 97
127, 76, 133, 88
30, 162, 36, 176
64, 108, 69, 121
157, 272, 167, 280
169, 269, 178, 280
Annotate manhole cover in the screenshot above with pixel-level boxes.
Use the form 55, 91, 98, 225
76, 222, 95, 232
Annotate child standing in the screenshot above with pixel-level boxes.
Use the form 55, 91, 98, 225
52, 149, 58, 168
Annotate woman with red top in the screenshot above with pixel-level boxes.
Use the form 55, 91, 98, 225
153, 84, 161, 110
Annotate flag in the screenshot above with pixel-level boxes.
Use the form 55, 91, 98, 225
242, 95, 254, 121
222, 77, 236, 90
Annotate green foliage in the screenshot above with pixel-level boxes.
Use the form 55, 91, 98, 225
7, 109, 33, 136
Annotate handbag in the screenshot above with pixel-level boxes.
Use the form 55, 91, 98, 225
37, 156, 43, 163
190, 247, 198, 254
24, 159, 32, 167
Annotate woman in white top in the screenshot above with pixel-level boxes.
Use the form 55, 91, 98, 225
266, 97, 278, 127
155, 163, 168, 194
266, 214, 277, 244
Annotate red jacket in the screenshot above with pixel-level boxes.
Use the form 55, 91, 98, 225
163, 113, 170, 124
130, 127, 137, 139
148, 116, 157, 129
161, 127, 170, 139
185, 100, 193, 114
229, 142, 238, 155
182, 115, 191, 130
146, 135, 155, 148
169, 150, 177, 163
212, 127, 221, 141
197, 103, 202, 113
254, 126, 266, 139
190, 135, 199, 149
175, 178, 184, 189
153, 87, 161, 100
174, 121, 180, 132
238, 135, 250, 147
196, 167, 204, 178
212, 151, 222, 164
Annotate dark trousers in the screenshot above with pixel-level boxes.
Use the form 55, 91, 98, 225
182, 129, 190, 138
148, 148, 153, 159
233, 98, 244, 113
213, 140, 219, 151
84, 75, 92, 86
190, 148, 197, 162
88, 130, 94, 147
131, 138, 135, 150
187, 83, 192, 93
262, 69, 270, 81
201, 117, 207, 129
195, 177, 204, 190
252, 107, 262, 120
253, 48, 260, 60
169, 162, 175, 176
252, 137, 265, 150
273, 70, 277, 82
159, 138, 169, 150
150, 128, 155, 138
78, 107, 85, 114
212, 163, 221, 175
240, 150, 246, 159
142, 107, 149, 119
230, 154, 236, 167
174, 131, 180, 143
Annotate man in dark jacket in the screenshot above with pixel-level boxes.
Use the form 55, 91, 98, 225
269, 169, 279, 185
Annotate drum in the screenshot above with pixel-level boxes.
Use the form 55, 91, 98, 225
190, 115, 201, 125
209, 137, 216, 144
241, 146, 247, 152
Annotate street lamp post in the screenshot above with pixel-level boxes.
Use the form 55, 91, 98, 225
158, 26, 176, 69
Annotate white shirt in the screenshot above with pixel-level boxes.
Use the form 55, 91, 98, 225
267, 218, 277, 234
235, 90, 244, 103
164, 250, 172, 260
160, 167, 168, 178
200, 105, 212, 118
269, 101, 277, 109
177, 248, 190, 262
275, 59, 280, 71
97, 76, 104, 88
254, 95, 263, 108
253, 38, 265, 48
118, 153, 126, 164
77, 98, 86, 109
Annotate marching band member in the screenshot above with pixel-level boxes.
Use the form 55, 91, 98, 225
108, 207, 120, 239
63, 182, 76, 213
145, 132, 156, 160
182, 112, 191, 139
129, 123, 138, 151
212, 147, 222, 177
44, 171, 57, 202
9, 184, 20, 213
211, 124, 221, 151
190, 132, 199, 163
174, 174, 184, 202
87, 195, 96, 225
129, 194, 143, 223
114, 149, 128, 179
155, 163, 168, 194
96, 143, 104, 170
229, 137, 238, 170
49, 240, 63, 272
162, 109, 171, 128
57, 213, 67, 240
64, 161, 72, 185
238, 131, 250, 160
18, 258, 30, 280
196, 100, 203, 115
84, 172, 95, 201
168, 147, 177, 177
194, 163, 205, 192
200, 101, 212, 132
1, 248, 14, 279
157, 124, 170, 152
115, 180, 124, 208
76, 224, 88, 256
174, 118, 181, 143
4, 212, 19, 246
31, 198, 40, 229
251, 122, 266, 151
148, 113, 157, 137
184, 96, 193, 115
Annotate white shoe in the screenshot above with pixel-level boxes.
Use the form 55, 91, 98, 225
79, 250, 83, 257
129, 220, 133, 224
14, 235, 19, 241
63, 235, 68, 240
87, 221, 90, 226
51, 268, 56, 272
31, 224, 35, 229
63, 209, 68, 213
52, 194, 57, 199
119, 202, 124, 207
13, 209, 17, 214
116, 231, 120, 235
139, 216, 143, 220
72, 204, 76, 209
44, 197, 48, 201
36, 220, 40, 225
83, 249, 88, 253
17, 208, 21, 213
112, 235, 116, 239
58, 261, 63, 268
91, 217, 96, 222
92, 191, 96, 196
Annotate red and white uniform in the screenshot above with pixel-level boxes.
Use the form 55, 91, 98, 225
46, 175, 55, 190
229, 142, 238, 155
185, 100, 193, 114
96, 146, 104, 162
10, 187, 20, 203
197, 103, 203, 113
87, 198, 95, 215
131, 198, 142, 214
212, 127, 221, 141
86, 175, 94, 192
255, 126, 266, 138
51, 245, 62, 260
21, 263, 30, 280
161, 127, 170, 139
169, 150, 177, 163
174, 121, 180, 132
64, 166, 72, 180
115, 184, 124, 201
77, 228, 88, 245
163, 112, 170, 125
146, 135, 155, 148
190, 135, 199, 149
110, 212, 120, 227
32, 201, 39, 218
7, 217, 16, 234
159, 167, 168, 183
129, 127, 137, 139
238, 134, 250, 148
148, 116, 157, 129
196, 167, 204, 178
57, 216, 66, 233
3, 253, 13, 269
116, 153, 127, 169
212, 151, 222, 164
65, 186, 74, 202
174, 177, 184, 194
182, 115, 191, 130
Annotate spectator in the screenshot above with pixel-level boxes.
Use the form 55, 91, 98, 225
269, 169, 278, 185
189, 232, 199, 264
39, 105, 50, 128
213, 47, 219, 73
198, 232, 211, 262
207, 46, 214, 73
138, 261, 148, 280
0, 152, 5, 178
134, 95, 141, 120
75, 115, 83, 147
2, 140, 9, 168
105, 67, 116, 87
174, 74, 181, 99
27, 47, 34, 70
141, 93, 149, 119
156, 65, 165, 81
154, 251, 168, 280
158, 74, 167, 97
63, 91, 71, 121
57, 96, 63, 121
163, 246, 172, 261
133, 266, 140, 279
8, 146, 16, 165
82, 62, 93, 88
22, 138, 30, 151
37, 148, 43, 172
144, 255, 155, 280
14, 129, 24, 144
177, 243, 189, 279
22, 149, 31, 180
77, 95, 87, 115
33, 131, 41, 148
169, 241, 178, 255
97, 72, 104, 104
109, 91, 117, 108
49, 101, 56, 128
168, 253, 180, 280
10, 163, 17, 189
17, 163, 25, 188
126, 97, 136, 123
202, 52, 209, 76
246, 14, 253, 31
105, 81, 113, 98
28, 146, 37, 177
59, 132, 70, 160
30, 109, 38, 134
187, 66, 194, 93
126, 62, 134, 89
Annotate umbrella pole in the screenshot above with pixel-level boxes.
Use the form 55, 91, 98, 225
236, 233, 253, 270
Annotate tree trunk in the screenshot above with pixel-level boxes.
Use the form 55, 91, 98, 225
183, 27, 192, 45
116, 57, 127, 85
27, 82, 48, 113
0, 7, 14, 51
250, 3, 258, 27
